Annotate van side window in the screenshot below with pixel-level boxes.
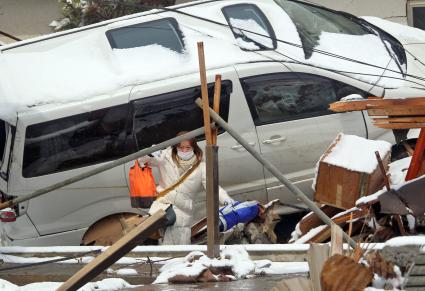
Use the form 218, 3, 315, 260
23, 104, 132, 178
222, 4, 276, 50
132, 81, 232, 150
106, 18, 185, 53
241, 73, 367, 125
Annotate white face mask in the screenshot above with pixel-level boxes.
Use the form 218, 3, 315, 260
177, 150, 194, 161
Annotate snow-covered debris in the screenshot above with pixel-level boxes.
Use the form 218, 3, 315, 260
384, 236, 425, 248
322, 133, 392, 174
154, 246, 308, 284
293, 225, 327, 244
0, 278, 133, 291
388, 156, 411, 185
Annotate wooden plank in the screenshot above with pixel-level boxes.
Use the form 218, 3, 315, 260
374, 122, 425, 129
57, 210, 166, 291
307, 207, 370, 243
406, 128, 425, 181
191, 217, 207, 238
197, 42, 213, 146
212, 74, 222, 145
330, 97, 425, 112
307, 243, 330, 291
373, 116, 425, 123
367, 105, 425, 116
299, 206, 342, 236
330, 224, 343, 256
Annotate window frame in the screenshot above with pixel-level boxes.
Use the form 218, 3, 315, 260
407, 1, 425, 29
105, 17, 185, 53
130, 80, 233, 150
222, 3, 277, 51
241, 72, 369, 126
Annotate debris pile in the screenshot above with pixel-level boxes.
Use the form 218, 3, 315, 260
291, 96, 425, 245
153, 246, 301, 284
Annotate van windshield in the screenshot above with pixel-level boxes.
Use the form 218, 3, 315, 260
274, 0, 371, 58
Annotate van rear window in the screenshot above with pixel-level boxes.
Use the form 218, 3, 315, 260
23, 104, 132, 178
106, 18, 185, 53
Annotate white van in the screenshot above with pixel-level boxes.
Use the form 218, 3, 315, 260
1, 0, 424, 246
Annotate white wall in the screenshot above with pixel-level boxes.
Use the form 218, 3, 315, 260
305, 0, 408, 25
0, 0, 61, 44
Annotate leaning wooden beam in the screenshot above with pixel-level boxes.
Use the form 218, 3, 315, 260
329, 97, 425, 112
406, 128, 425, 181
57, 210, 166, 291
195, 98, 357, 249
367, 105, 425, 116
0, 127, 209, 211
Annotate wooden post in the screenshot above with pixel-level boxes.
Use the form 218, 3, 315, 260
406, 128, 425, 181
197, 42, 213, 146
212, 75, 222, 145
197, 42, 219, 258
57, 210, 166, 291
330, 224, 343, 256
308, 244, 330, 291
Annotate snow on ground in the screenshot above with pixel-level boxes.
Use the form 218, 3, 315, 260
322, 133, 392, 174
0, 278, 134, 291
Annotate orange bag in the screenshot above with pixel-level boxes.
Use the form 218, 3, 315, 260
129, 161, 157, 208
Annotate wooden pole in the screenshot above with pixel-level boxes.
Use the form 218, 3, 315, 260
212, 75, 222, 145
197, 42, 219, 258
406, 128, 425, 181
197, 42, 213, 146
57, 210, 166, 291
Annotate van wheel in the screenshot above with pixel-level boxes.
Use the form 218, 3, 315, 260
81, 213, 157, 246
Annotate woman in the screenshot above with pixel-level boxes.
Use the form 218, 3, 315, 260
139, 133, 234, 245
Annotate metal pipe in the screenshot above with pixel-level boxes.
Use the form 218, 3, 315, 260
0, 127, 208, 211
195, 98, 357, 249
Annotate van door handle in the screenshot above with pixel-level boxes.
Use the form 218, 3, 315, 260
231, 142, 255, 150
262, 136, 287, 144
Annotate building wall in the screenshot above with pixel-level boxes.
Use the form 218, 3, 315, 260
175, 0, 409, 24
305, 0, 408, 25
0, 0, 61, 44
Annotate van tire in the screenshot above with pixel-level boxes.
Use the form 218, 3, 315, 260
81, 213, 147, 246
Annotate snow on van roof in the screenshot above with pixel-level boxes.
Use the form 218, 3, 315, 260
361, 16, 425, 45
0, 0, 421, 123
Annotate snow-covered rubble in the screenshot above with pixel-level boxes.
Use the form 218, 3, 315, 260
154, 246, 308, 284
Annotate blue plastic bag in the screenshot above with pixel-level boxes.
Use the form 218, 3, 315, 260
218, 200, 260, 232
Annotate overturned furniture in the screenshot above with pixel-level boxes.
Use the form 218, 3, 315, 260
315, 133, 391, 210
